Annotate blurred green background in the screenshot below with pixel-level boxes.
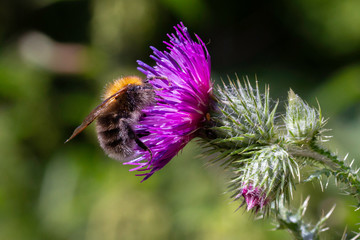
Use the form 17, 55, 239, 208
0, 0, 359, 239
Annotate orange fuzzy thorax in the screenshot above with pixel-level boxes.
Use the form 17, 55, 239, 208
102, 76, 143, 100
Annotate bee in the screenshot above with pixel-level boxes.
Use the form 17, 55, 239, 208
65, 76, 158, 160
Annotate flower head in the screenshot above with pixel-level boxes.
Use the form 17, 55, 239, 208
125, 22, 212, 180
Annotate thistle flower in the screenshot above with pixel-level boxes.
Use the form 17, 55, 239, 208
125, 22, 212, 180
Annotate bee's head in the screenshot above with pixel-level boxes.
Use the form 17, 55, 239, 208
103, 76, 143, 100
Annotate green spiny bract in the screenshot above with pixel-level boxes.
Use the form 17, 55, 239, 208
276, 196, 336, 240
284, 89, 327, 144
200, 78, 278, 165
198, 76, 359, 215
199, 77, 299, 212
230, 145, 299, 213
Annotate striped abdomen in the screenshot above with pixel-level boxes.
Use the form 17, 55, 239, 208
96, 113, 136, 160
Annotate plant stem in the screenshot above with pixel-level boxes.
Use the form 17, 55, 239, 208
288, 145, 339, 170
288, 144, 360, 205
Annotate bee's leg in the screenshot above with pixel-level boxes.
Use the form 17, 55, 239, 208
134, 137, 153, 160
125, 121, 153, 160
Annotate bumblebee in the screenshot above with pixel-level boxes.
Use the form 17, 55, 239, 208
65, 76, 156, 160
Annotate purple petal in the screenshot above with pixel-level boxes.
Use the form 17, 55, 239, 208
126, 22, 212, 180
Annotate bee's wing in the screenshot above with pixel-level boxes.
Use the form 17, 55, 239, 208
65, 87, 128, 143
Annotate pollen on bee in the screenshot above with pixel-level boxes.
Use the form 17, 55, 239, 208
103, 76, 143, 100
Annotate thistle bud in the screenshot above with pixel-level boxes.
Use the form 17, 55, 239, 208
233, 145, 298, 212
285, 90, 326, 144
